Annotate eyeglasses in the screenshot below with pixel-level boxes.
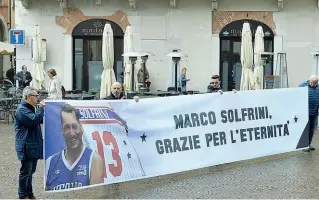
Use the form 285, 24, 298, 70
29, 94, 39, 97
212, 82, 219, 85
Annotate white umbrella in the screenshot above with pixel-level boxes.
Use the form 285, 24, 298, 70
240, 22, 254, 91
100, 23, 116, 99
253, 26, 265, 90
32, 25, 45, 89
123, 25, 135, 91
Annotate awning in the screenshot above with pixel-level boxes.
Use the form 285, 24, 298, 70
0, 41, 14, 55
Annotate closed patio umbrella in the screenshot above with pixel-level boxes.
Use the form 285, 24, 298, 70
32, 25, 45, 89
100, 23, 116, 99
123, 25, 135, 92
253, 26, 265, 90
240, 22, 254, 91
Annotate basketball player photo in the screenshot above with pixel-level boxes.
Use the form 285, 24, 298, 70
45, 102, 146, 191
45, 104, 104, 191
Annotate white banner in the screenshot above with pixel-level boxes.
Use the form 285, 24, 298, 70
44, 87, 309, 192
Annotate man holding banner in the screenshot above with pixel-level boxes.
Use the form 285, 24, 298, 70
15, 86, 45, 199
207, 75, 237, 94
102, 82, 139, 101
299, 74, 319, 152
45, 103, 104, 191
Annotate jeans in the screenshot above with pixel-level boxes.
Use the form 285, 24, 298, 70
18, 159, 38, 198
309, 115, 317, 145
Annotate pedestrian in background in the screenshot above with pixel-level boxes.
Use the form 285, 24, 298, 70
14, 65, 33, 88
207, 75, 223, 94
14, 86, 46, 199
178, 67, 190, 93
299, 74, 319, 152
47, 69, 62, 100
207, 75, 237, 94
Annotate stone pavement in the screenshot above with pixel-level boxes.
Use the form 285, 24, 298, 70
1, 123, 318, 199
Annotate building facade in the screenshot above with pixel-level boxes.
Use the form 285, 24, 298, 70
15, 0, 319, 92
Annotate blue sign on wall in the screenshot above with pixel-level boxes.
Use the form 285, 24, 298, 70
9, 29, 25, 45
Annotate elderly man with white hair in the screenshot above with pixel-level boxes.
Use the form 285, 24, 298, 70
101, 82, 139, 102
299, 74, 319, 152
15, 86, 46, 199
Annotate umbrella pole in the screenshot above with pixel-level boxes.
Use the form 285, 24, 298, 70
174, 62, 178, 91
131, 63, 135, 91
13, 47, 16, 88
143, 62, 146, 87
172, 57, 181, 92
129, 57, 137, 92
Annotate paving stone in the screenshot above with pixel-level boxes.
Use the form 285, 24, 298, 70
0, 123, 318, 199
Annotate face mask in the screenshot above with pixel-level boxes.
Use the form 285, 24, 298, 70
112, 91, 120, 98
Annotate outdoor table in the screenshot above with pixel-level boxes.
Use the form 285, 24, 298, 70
64, 94, 96, 100
140, 91, 172, 97
38, 90, 48, 94
0, 97, 14, 123
138, 95, 159, 99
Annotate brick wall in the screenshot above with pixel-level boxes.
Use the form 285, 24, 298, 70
56, 8, 130, 34
212, 11, 276, 35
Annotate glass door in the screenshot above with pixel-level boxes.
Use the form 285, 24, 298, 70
232, 41, 242, 91
73, 37, 103, 92
73, 37, 124, 92
220, 38, 274, 91
220, 40, 231, 91
84, 38, 103, 93
74, 39, 84, 90
220, 38, 242, 91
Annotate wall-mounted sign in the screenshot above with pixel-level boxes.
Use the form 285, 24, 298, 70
9, 29, 25, 45
219, 19, 274, 38
72, 19, 124, 37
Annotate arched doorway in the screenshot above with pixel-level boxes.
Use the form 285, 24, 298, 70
219, 19, 274, 91
72, 19, 124, 92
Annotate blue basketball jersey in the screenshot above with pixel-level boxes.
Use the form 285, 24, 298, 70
45, 146, 94, 191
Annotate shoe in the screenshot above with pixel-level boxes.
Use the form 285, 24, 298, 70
18, 196, 28, 199
309, 146, 316, 151
303, 148, 311, 152
28, 194, 36, 199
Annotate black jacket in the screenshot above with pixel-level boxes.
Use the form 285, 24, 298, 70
6, 68, 15, 83
15, 99, 44, 160
102, 92, 126, 100
207, 83, 222, 93
14, 71, 32, 88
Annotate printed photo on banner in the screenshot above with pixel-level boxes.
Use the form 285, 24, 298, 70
44, 102, 146, 192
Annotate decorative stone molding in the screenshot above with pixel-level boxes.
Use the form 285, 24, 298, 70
170, 0, 177, 8
57, 0, 69, 9
55, 8, 130, 35
21, 0, 30, 9
212, 0, 217, 11
128, 0, 136, 9
212, 11, 276, 35
278, 0, 284, 11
